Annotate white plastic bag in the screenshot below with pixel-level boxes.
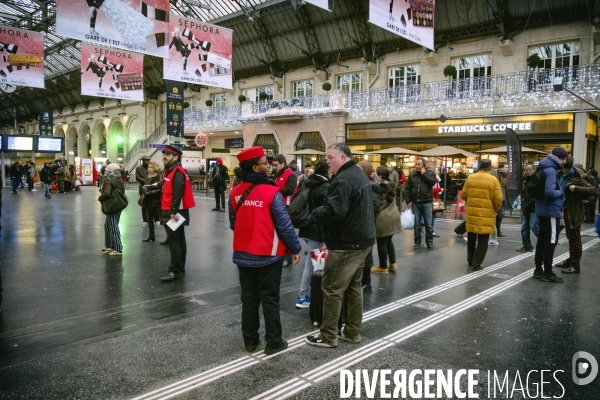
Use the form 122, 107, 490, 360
310, 248, 328, 271
401, 209, 415, 230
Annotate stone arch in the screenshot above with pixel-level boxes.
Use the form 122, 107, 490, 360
66, 126, 77, 163
80, 124, 92, 158
92, 121, 107, 159
55, 127, 66, 161
109, 119, 124, 161
126, 116, 145, 154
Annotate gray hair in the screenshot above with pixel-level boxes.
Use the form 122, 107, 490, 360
328, 143, 352, 158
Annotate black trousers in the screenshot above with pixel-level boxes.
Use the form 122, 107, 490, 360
467, 232, 490, 268
165, 224, 186, 274
214, 185, 226, 209
534, 216, 561, 275
376, 235, 396, 268
238, 261, 283, 347
361, 250, 374, 285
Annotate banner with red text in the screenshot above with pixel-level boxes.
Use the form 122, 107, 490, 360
163, 16, 233, 90
0, 25, 45, 88
56, 0, 170, 58
369, 0, 435, 50
80, 43, 144, 101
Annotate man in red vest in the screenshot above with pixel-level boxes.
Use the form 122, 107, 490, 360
229, 146, 301, 355
272, 154, 298, 267
160, 145, 196, 282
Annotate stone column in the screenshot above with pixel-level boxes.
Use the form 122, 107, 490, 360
572, 113, 589, 165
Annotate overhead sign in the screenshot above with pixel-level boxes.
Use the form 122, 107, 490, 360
80, 43, 144, 101
36, 136, 64, 153
166, 80, 184, 136
55, 0, 170, 58
368, 0, 435, 50
438, 123, 533, 134
224, 137, 244, 149
163, 16, 233, 90
149, 143, 167, 151
0, 25, 45, 88
39, 109, 53, 136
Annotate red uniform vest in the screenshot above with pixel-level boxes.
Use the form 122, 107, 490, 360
231, 182, 290, 257
275, 168, 297, 206
161, 166, 196, 211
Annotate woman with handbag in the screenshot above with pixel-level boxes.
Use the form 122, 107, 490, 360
371, 166, 402, 274
431, 167, 444, 237
98, 163, 126, 256
141, 162, 163, 242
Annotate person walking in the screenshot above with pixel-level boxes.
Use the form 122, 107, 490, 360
98, 164, 125, 256
371, 166, 401, 274
296, 159, 330, 308
141, 162, 163, 243
305, 143, 375, 348
517, 164, 540, 252
461, 159, 503, 271
63, 164, 72, 192
211, 157, 228, 212
228, 146, 301, 355
495, 162, 509, 237
160, 145, 196, 282
136, 156, 150, 226
9, 161, 22, 194
56, 161, 66, 194
404, 158, 436, 250
27, 162, 37, 192
40, 162, 53, 199
533, 147, 568, 283
555, 157, 598, 275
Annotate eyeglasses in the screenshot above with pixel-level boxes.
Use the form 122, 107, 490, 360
256, 161, 269, 167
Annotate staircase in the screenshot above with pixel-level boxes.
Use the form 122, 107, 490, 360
123, 121, 167, 173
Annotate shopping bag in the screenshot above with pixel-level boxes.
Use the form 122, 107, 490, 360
310, 248, 328, 272
401, 209, 415, 230
512, 194, 521, 211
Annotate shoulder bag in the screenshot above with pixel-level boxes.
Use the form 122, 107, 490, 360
102, 178, 128, 214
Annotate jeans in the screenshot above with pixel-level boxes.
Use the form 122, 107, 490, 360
467, 233, 490, 267
44, 182, 51, 197
534, 216, 561, 275
215, 185, 226, 209
299, 238, 323, 299
412, 202, 433, 246
238, 260, 284, 347
563, 210, 582, 269
320, 246, 372, 345
520, 212, 539, 250
375, 235, 396, 268
11, 177, 20, 192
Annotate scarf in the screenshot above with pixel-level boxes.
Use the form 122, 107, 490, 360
147, 172, 158, 179
368, 171, 380, 183
243, 171, 274, 185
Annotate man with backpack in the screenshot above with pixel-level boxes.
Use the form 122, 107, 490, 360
517, 164, 540, 252
532, 147, 567, 282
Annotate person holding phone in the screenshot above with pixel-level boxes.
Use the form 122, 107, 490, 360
404, 158, 437, 250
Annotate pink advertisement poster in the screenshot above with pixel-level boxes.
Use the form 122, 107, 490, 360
163, 16, 233, 90
0, 25, 45, 89
56, 0, 170, 58
80, 43, 144, 101
369, 0, 435, 50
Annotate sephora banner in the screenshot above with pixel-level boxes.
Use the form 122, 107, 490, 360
80, 43, 144, 101
369, 0, 435, 50
0, 25, 45, 88
56, 0, 170, 58
163, 16, 233, 90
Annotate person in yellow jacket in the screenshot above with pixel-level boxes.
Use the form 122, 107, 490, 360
461, 159, 503, 271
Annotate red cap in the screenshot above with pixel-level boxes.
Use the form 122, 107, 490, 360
237, 146, 266, 163
216, 157, 223, 165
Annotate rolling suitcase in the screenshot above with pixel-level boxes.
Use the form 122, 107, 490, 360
454, 220, 467, 236
308, 269, 346, 332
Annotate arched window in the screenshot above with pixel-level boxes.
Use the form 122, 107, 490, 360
295, 132, 325, 152
253, 134, 279, 156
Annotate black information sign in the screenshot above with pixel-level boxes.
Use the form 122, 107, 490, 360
166, 80, 184, 137
39, 109, 53, 136
224, 137, 244, 149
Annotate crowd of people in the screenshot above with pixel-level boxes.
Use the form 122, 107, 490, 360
8, 160, 81, 197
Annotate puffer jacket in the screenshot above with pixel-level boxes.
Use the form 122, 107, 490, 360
404, 169, 436, 203
298, 173, 330, 242
560, 165, 598, 229
521, 174, 536, 214
375, 182, 401, 237
143, 173, 162, 208
309, 160, 375, 250
461, 170, 503, 235
535, 155, 564, 218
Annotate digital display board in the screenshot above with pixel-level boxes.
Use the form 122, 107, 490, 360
0, 136, 3, 151
35, 136, 64, 153
6, 136, 34, 151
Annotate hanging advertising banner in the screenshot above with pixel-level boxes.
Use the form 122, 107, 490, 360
80, 43, 144, 101
39, 109, 53, 136
304, 0, 331, 11
505, 128, 523, 207
368, 0, 435, 50
166, 80, 184, 137
0, 25, 45, 88
163, 16, 233, 90
55, 0, 170, 58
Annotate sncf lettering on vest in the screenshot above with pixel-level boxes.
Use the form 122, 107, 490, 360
234, 195, 264, 207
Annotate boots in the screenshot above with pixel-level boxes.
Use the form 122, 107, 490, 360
371, 265, 388, 274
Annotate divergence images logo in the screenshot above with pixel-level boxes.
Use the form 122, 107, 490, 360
572, 352, 598, 385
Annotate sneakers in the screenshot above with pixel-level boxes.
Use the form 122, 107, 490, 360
211, 207, 221, 211
161, 272, 179, 282
108, 250, 122, 256
413, 244, 420, 249
516, 247, 533, 252
101, 248, 113, 253
338, 333, 361, 344
532, 270, 543, 279
432, 232, 440, 237
371, 266, 388, 274
362, 284, 372, 291
561, 267, 580, 274
31, 189, 37, 192
388, 263, 397, 270
296, 297, 310, 308
245, 339, 260, 352
305, 334, 336, 348
554, 260, 571, 268
497, 232, 507, 238
141, 222, 148, 227
463, 237, 468, 243
472, 265, 484, 271
427, 244, 434, 250
541, 273, 564, 283
488, 240, 499, 246
264, 340, 288, 355
155, 221, 161, 226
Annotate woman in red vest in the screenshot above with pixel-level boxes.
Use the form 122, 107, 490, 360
229, 146, 302, 356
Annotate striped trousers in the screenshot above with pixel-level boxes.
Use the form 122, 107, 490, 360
104, 211, 123, 252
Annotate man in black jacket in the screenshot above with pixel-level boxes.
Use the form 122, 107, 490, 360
404, 158, 436, 249
40, 162, 54, 199
517, 164, 539, 252
305, 143, 375, 348
136, 156, 150, 226
211, 157, 228, 211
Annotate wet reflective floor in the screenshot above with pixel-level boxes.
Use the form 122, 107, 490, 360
0, 185, 599, 399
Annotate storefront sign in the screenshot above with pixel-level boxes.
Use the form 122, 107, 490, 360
224, 137, 244, 149
55, 0, 170, 58
438, 123, 532, 134
369, 0, 435, 50
166, 80, 184, 136
0, 25, 45, 88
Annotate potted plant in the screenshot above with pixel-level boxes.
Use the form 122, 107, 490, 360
322, 82, 332, 92
205, 99, 213, 107
238, 94, 247, 103
280, 100, 289, 108
270, 101, 280, 109
259, 91, 269, 102
443, 65, 457, 79
183, 101, 190, 109
526, 54, 543, 69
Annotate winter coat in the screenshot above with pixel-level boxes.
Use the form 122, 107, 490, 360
521, 174, 536, 214
64, 168, 72, 182
211, 164, 229, 188
97, 172, 125, 205
143, 173, 162, 208
534, 155, 565, 218
9, 164, 21, 179
298, 173, 330, 242
461, 170, 503, 235
404, 169, 436, 203
40, 167, 53, 184
309, 160, 375, 250
375, 183, 401, 237
136, 164, 148, 194
560, 165, 598, 229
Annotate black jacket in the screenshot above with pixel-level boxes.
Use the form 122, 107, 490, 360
143, 174, 162, 208
275, 165, 298, 197
211, 164, 229, 188
9, 164, 20, 179
309, 160, 375, 250
160, 161, 190, 226
404, 169, 436, 203
521, 174, 536, 214
40, 166, 53, 184
135, 164, 148, 194
298, 174, 330, 242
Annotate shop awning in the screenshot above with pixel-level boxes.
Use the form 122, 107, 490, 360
418, 146, 478, 159
290, 149, 326, 155
476, 146, 547, 154
366, 147, 420, 155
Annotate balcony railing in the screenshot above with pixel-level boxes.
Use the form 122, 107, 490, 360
184, 105, 242, 131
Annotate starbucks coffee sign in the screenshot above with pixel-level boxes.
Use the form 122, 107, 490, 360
438, 122, 532, 134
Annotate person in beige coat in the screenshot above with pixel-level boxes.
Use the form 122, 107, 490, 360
461, 159, 503, 271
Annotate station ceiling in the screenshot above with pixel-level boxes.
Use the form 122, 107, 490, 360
0, 0, 597, 127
